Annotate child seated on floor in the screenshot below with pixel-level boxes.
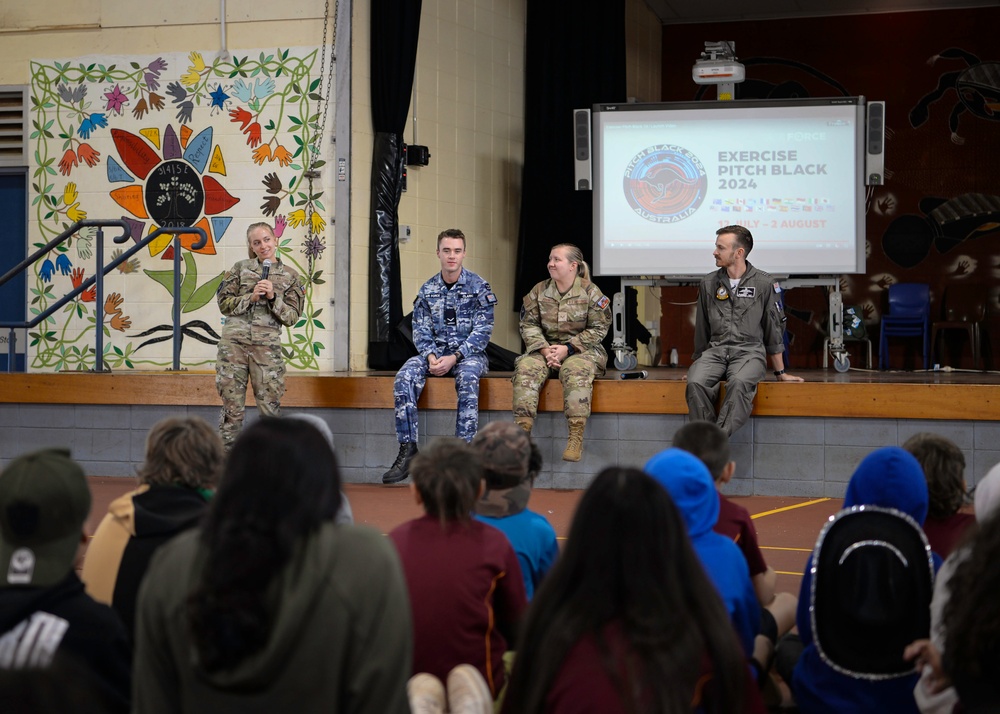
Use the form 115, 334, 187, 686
789, 446, 938, 714
501, 466, 765, 714
472, 421, 558, 600
903, 432, 975, 558
390, 437, 527, 713
672, 422, 798, 652
644, 447, 761, 660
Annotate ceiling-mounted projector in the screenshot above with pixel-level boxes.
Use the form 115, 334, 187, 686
692, 59, 745, 85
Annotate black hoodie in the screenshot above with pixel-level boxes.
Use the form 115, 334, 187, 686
0, 572, 131, 713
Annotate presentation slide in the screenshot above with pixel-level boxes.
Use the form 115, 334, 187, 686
591, 98, 866, 277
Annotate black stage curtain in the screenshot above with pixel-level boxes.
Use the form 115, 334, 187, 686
514, 0, 627, 313
367, 0, 422, 369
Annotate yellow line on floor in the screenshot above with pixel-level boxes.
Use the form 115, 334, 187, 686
761, 545, 813, 552
751, 497, 831, 519
775, 570, 804, 577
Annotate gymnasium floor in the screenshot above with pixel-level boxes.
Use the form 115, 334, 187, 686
86, 478, 843, 595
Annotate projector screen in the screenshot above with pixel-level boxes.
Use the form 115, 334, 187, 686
591, 97, 867, 277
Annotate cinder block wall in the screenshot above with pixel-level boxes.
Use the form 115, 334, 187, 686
2, 403, 998, 496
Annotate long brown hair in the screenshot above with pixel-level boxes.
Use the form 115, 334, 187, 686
502, 467, 748, 713
186, 418, 342, 672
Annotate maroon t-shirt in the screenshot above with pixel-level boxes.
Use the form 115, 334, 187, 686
390, 514, 526, 696
714, 494, 768, 577
922, 511, 976, 558
540, 623, 767, 714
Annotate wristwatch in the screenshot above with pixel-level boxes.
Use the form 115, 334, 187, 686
565, 344, 576, 356
773, 369, 786, 378
454, 351, 464, 363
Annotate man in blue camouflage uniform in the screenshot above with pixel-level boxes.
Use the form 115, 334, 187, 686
382, 229, 497, 484
687, 225, 803, 436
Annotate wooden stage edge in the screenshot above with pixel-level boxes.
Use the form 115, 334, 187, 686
2, 369, 999, 421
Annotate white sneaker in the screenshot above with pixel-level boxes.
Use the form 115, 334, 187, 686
407, 673, 446, 714
446, 664, 492, 714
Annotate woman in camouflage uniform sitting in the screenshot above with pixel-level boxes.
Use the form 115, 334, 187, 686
513, 244, 611, 462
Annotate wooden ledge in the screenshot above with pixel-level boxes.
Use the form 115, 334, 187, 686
1, 371, 997, 420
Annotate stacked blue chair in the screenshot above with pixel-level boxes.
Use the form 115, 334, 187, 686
878, 283, 930, 370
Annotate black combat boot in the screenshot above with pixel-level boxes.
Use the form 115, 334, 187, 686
382, 442, 418, 484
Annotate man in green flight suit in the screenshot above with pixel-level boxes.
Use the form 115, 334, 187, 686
686, 225, 803, 436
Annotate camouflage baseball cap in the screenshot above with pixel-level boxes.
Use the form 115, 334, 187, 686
0, 449, 90, 587
471, 421, 531, 489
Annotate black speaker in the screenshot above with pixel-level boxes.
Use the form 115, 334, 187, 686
573, 109, 592, 191
865, 100, 885, 186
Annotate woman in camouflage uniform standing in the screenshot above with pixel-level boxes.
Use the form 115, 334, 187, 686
513, 244, 611, 462
215, 222, 304, 448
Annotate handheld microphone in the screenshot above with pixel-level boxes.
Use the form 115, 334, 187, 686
261, 259, 271, 280
619, 370, 648, 380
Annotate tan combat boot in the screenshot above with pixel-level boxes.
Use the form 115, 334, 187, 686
562, 417, 586, 462
514, 416, 534, 434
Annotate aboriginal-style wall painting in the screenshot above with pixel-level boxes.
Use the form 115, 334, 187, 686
28, 48, 332, 372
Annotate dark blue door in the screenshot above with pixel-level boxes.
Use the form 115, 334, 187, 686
0, 171, 27, 371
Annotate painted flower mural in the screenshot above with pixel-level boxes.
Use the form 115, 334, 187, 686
28, 48, 331, 371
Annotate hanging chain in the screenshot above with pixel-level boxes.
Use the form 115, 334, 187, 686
304, 0, 338, 277
313, 0, 338, 163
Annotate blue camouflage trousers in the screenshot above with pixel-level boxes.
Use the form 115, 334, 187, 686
393, 354, 489, 443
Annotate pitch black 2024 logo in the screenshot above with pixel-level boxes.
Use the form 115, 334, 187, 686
622, 145, 707, 223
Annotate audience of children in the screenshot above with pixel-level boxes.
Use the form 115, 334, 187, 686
903, 432, 976, 558
502, 465, 765, 713
8, 413, 1000, 714
644, 447, 761, 660
471, 421, 558, 600
908, 461, 1000, 714
132, 417, 412, 713
81, 416, 224, 639
389, 436, 527, 712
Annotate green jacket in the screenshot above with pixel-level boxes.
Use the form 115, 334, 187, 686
133, 522, 412, 714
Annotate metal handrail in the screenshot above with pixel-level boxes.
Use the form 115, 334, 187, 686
0, 220, 207, 373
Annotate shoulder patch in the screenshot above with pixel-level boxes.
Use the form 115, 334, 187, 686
595, 296, 610, 310
519, 304, 526, 320
482, 291, 498, 306
773, 282, 782, 294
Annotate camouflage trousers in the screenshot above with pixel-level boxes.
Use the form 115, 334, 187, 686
685, 344, 766, 436
216, 339, 286, 447
512, 352, 597, 420
393, 354, 488, 443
